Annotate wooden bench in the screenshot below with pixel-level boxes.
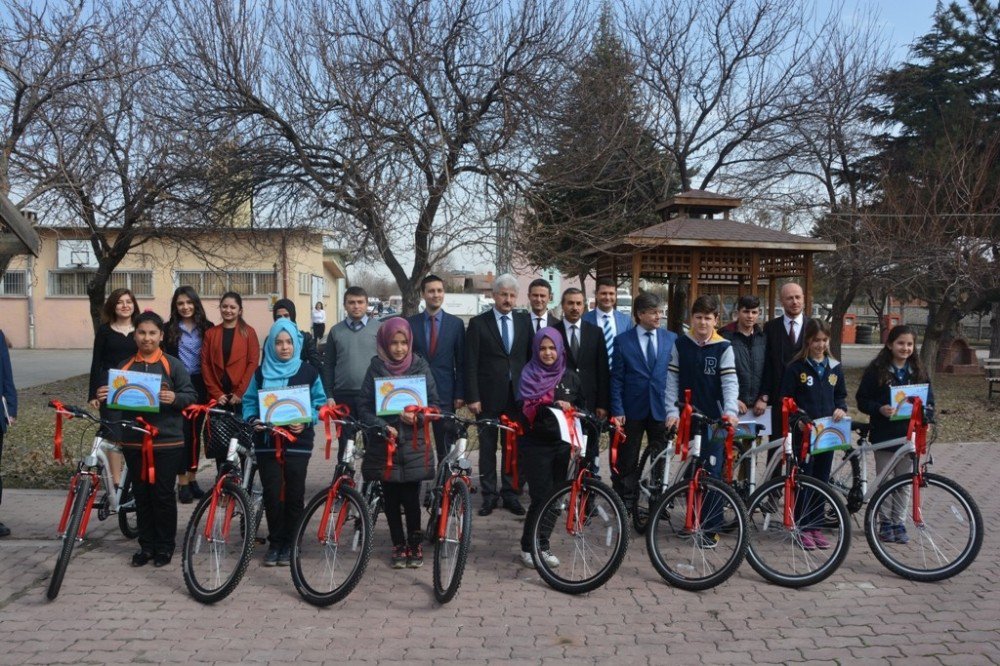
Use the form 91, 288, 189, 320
983, 358, 1000, 399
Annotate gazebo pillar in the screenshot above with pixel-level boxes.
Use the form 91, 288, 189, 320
631, 252, 642, 298
803, 252, 814, 315
767, 278, 777, 320
750, 251, 760, 297
687, 249, 701, 314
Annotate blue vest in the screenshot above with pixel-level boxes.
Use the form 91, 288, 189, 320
674, 335, 731, 419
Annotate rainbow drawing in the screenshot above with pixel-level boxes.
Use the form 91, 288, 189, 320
107, 369, 161, 413
810, 417, 853, 454
889, 384, 929, 422
258, 385, 312, 426
375, 375, 428, 416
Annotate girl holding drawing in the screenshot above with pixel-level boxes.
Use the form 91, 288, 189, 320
855, 325, 934, 544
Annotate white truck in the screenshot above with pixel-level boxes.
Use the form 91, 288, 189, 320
417, 293, 494, 322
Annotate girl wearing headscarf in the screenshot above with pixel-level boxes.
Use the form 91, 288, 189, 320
243, 318, 326, 567
358, 317, 440, 569
516, 327, 584, 569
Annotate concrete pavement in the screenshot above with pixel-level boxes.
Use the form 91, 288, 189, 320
0, 442, 997, 664
8, 349, 92, 389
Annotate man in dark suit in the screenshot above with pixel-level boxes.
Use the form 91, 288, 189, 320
552, 287, 609, 461
465, 274, 532, 516
408, 274, 465, 460
756, 282, 810, 439
609, 292, 676, 505
527, 278, 559, 333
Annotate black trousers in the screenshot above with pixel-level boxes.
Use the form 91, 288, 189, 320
312, 323, 325, 341
519, 439, 569, 552
613, 417, 667, 505
332, 393, 360, 463
122, 446, 184, 556
477, 387, 519, 506
257, 454, 309, 547
382, 481, 422, 547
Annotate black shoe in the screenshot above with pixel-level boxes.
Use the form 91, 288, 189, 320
263, 547, 280, 567
478, 501, 496, 517
153, 553, 172, 567
178, 485, 193, 504
0, 522, 10, 538
131, 551, 153, 567
502, 499, 526, 516
189, 480, 206, 500
277, 545, 291, 567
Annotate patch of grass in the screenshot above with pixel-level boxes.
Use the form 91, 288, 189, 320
2, 370, 996, 490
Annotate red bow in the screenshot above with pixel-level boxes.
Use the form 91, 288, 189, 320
51, 400, 72, 463
404, 405, 441, 469
383, 429, 399, 481
499, 414, 523, 491
318, 403, 351, 460
609, 423, 626, 475
781, 397, 798, 438
722, 423, 736, 482
271, 426, 295, 501
561, 406, 583, 455
135, 417, 160, 484
181, 400, 217, 470
907, 396, 928, 456
675, 389, 693, 460
799, 421, 813, 461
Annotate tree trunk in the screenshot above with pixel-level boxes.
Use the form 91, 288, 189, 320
990, 301, 1000, 358
827, 287, 857, 360
400, 280, 421, 317
578, 268, 589, 309
920, 299, 959, 382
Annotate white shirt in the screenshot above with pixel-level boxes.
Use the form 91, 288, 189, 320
532, 313, 548, 332
312, 308, 326, 325
783, 313, 804, 342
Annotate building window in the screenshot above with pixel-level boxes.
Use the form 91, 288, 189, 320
298, 272, 327, 297
47, 270, 153, 298
175, 270, 277, 297
0, 270, 27, 297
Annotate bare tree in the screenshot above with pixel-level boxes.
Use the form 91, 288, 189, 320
165, 0, 584, 315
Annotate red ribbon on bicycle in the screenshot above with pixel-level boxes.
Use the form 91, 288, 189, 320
181, 400, 217, 470
499, 414, 523, 492
383, 429, 398, 481
907, 396, 928, 457
609, 422, 626, 475
781, 397, 798, 437
722, 423, 736, 483
675, 389, 693, 459
135, 417, 159, 484
799, 421, 813, 462
271, 426, 295, 501
318, 403, 350, 460
50, 400, 72, 463
404, 405, 441, 469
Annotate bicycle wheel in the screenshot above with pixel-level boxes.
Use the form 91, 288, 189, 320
531, 478, 629, 594
292, 484, 373, 606
47, 475, 92, 601
433, 479, 472, 604
646, 475, 748, 591
632, 447, 666, 535
865, 472, 982, 582
117, 474, 138, 539
746, 475, 851, 588
363, 480, 383, 529
181, 479, 254, 604
827, 450, 865, 516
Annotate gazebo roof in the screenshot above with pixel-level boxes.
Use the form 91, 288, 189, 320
612, 217, 836, 252
655, 189, 743, 216
0, 193, 40, 257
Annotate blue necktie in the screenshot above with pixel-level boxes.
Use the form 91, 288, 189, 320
501, 315, 511, 354
645, 331, 656, 369
603, 314, 614, 369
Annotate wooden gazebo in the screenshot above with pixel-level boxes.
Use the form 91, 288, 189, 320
583, 190, 836, 330
0, 192, 40, 270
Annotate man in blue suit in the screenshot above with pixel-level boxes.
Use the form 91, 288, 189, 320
0, 328, 17, 538
582, 277, 634, 373
609, 292, 675, 506
407, 274, 465, 460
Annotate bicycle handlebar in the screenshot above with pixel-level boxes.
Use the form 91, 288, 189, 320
48, 400, 152, 434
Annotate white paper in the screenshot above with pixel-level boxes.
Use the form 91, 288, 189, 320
738, 406, 771, 437
547, 406, 587, 450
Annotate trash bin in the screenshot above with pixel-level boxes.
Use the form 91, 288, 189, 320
842, 314, 857, 344
880, 314, 902, 343
856, 324, 874, 345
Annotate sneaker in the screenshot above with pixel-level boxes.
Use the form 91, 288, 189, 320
407, 543, 424, 568
539, 550, 560, 568
796, 530, 817, 551
189, 480, 206, 500
893, 524, 909, 545
263, 547, 280, 567
391, 545, 408, 569
277, 545, 291, 566
878, 522, 896, 543
177, 484, 193, 504
519, 551, 535, 568
806, 529, 832, 550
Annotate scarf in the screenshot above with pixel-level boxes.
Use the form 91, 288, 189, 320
519, 327, 566, 424
376, 316, 413, 376
261, 318, 303, 387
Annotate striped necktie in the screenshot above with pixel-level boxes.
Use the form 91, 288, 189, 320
602, 314, 614, 369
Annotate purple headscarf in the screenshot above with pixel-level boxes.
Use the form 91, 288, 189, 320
519, 327, 566, 424
376, 317, 413, 376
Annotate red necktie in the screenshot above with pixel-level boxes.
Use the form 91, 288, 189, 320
429, 314, 438, 357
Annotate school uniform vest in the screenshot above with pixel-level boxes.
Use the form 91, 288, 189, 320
673, 335, 735, 419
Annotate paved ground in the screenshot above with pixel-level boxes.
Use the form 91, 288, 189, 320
8, 350, 92, 389
0, 441, 997, 665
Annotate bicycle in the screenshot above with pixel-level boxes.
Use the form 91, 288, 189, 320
46, 400, 143, 600
179, 407, 281, 604
827, 398, 982, 581
527, 408, 630, 595
290, 406, 375, 606
645, 406, 749, 591
744, 400, 851, 588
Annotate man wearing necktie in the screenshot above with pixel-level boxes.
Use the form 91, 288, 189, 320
582, 277, 634, 374
757, 283, 811, 440
407, 275, 465, 460
553, 288, 610, 463
465, 274, 532, 516
528, 278, 559, 332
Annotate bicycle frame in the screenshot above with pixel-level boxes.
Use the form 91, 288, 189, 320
433, 418, 476, 540
315, 419, 362, 545
55, 424, 131, 541
828, 434, 914, 503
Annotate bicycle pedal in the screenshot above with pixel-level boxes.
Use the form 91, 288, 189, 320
96, 496, 110, 521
